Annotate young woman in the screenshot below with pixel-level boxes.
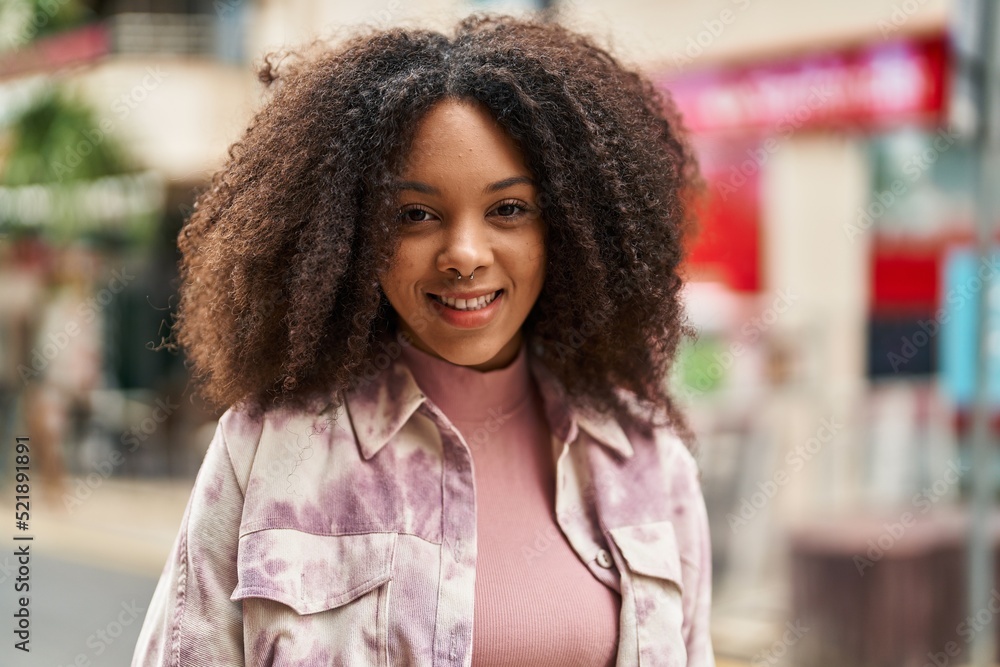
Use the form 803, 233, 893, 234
132, 13, 713, 667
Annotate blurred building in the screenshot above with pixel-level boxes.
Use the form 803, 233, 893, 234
0, 0, 264, 479
559, 0, 966, 658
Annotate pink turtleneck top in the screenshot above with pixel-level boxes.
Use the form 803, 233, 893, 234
399, 338, 621, 667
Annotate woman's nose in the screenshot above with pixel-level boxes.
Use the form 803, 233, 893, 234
437, 215, 492, 278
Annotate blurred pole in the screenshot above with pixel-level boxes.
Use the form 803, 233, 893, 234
970, 0, 1000, 663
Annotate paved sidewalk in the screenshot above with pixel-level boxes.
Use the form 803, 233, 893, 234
711, 578, 795, 667
0, 476, 193, 578
0, 553, 157, 667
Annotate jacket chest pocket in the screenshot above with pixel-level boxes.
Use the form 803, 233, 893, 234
608, 521, 687, 667
230, 529, 397, 667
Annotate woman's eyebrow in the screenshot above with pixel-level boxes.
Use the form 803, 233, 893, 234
393, 175, 537, 195
482, 175, 536, 194
394, 180, 437, 195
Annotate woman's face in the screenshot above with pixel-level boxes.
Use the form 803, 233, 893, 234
378, 98, 546, 371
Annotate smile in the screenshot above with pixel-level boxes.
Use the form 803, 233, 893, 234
428, 290, 502, 311
425, 289, 505, 329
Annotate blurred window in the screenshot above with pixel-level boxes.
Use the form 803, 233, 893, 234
94, 0, 246, 61
867, 128, 974, 238
866, 127, 977, 380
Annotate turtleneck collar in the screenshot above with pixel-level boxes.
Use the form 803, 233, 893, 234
398, 336, 532, 424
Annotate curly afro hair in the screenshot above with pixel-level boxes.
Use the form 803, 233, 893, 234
170, 12, 702, 448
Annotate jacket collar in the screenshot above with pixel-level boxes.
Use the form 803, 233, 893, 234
343, 342, 634, 461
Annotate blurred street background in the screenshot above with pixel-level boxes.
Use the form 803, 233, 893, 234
1, 0, 999, 665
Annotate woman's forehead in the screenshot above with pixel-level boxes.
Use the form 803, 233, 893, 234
395, 99, 534, 191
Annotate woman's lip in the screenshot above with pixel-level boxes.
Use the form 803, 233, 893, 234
426, 290, 504, 329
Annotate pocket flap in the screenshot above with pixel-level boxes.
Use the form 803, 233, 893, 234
608, 520, 685, 593
230, 529, 397, 614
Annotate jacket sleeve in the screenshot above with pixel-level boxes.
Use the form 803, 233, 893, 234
132, 419, 246, 666
684, 459, 716, 667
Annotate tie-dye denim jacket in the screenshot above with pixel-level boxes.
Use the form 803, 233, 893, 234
132, 346, 715, 667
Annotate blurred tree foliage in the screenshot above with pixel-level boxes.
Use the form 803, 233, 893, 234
0, 0, 93, 51
0, 86, 157, 246
674, 336, 726, 396
1, 86, 133, 185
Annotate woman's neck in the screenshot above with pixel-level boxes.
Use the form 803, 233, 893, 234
398, 336, 533, 423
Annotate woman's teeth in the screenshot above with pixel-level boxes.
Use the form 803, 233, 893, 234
431, 290, 500, 311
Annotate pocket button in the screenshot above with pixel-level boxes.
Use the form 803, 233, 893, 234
595, 548, 614, 568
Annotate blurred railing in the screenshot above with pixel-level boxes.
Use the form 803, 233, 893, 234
108, 13, 217, 56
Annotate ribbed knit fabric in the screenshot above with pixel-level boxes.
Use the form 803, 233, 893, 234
399, 338, 621, 667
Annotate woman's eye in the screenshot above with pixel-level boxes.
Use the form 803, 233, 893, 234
495, 203, 520, 217
492, 200, 531, 219
399, 207, 434, 223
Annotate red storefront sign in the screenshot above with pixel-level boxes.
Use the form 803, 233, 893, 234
659, 34, 949, 135
663, 33, 951, 295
